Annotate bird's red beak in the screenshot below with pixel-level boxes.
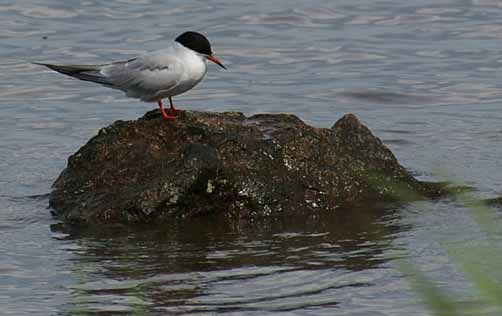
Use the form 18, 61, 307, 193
207, 55, 226, 70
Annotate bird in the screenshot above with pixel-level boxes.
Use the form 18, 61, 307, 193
34, 31, 226, 120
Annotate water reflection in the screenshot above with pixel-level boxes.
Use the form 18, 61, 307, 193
338, 90, 433, 105
52, 204, 408, 314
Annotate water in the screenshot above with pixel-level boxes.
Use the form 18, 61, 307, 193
2, 0, 502, 315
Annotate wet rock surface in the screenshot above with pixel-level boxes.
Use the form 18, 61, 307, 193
50, 110, 447, 224
486, 197, 502, 206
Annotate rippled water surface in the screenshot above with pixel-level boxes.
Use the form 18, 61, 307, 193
2, 1, 502, 315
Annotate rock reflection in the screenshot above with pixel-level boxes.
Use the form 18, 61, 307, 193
51, 204, 408, 315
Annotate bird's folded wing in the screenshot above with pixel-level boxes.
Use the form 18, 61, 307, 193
102, 49, 183, 93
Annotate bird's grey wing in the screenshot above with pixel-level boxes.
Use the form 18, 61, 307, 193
102, 49, 184, 96
35, 48, 185, 100
34, 62, 113, 86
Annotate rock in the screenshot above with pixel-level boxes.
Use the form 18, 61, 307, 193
49, 110, 447, 224
485, 197, 502, 206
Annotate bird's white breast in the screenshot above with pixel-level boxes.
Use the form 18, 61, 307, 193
167, 43, 207, 97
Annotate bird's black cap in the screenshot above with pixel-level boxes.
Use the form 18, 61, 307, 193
175, 31, 212, 56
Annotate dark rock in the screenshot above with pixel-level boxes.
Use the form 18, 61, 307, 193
50, 110, 448, 224
485, 197, 502, 206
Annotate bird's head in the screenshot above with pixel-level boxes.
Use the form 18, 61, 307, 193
175, 31, 226, 69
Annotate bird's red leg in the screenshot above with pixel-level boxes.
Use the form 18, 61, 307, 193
158, 100, 175, 120
168, 97, 184, 116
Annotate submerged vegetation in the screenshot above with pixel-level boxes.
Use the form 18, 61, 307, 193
402, 188, 502, 316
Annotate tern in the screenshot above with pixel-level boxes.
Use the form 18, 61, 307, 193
35, 31, 226, 120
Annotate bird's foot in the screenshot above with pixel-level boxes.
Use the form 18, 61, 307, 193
159, 108, 176, 120
167, 108, 185, 116
161, 113, 176, 120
